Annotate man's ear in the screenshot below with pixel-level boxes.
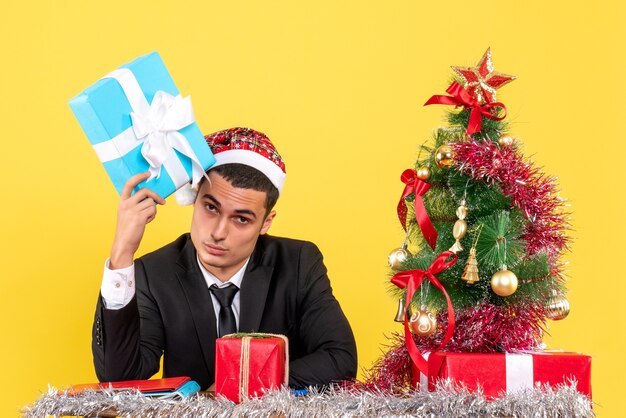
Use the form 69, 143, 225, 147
260, 210, 276, 235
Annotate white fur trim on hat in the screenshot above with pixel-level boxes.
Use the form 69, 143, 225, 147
212, 149, 286, 194
174, 183, 198, 206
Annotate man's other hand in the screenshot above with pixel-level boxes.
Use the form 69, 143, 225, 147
110, 172, 166, 269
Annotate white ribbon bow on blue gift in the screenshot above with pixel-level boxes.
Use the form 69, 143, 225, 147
131, 90, 199, 182
92, 68, 206, 191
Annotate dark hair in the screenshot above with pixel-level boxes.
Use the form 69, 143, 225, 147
206, 163, 279, 214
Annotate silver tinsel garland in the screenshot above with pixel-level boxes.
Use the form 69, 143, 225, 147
23, 381, 594, 418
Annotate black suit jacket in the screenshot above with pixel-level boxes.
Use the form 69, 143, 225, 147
92, 233, 357, 389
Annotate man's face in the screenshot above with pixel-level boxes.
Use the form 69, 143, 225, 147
190, 171, 275, 282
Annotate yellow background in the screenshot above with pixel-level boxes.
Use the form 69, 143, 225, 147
1, 1, 624, 416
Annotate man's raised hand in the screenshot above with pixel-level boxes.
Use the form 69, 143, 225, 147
109, 172, 166, 269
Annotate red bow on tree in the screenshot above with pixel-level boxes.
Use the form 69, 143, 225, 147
391, 251, 458, 374
397, 169, 438, 250
424, 82, 507, 135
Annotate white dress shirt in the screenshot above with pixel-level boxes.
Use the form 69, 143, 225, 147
100, 257, 249, 332
197, 256, 247, 331
100, 259, 135, 309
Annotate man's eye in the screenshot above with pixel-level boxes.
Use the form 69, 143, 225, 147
237, 217, 250, 224
205, 204, 217, 212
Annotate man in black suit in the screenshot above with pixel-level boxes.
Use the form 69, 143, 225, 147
92, 127, 357, 390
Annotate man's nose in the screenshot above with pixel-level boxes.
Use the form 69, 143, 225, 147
211, 217, 229, 242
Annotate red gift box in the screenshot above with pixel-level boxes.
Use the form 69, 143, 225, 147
215, 334, 288, 403
411, 352, 591, 399
68, 376, 190, 395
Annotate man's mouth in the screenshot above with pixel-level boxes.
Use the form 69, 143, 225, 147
205, 243, 227, 256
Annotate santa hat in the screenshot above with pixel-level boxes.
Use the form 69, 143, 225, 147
175, 127, 286, 205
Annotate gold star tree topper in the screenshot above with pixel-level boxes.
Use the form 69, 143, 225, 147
451, 48, 516, 104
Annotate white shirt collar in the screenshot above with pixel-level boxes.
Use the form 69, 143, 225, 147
196, 256, 249, 289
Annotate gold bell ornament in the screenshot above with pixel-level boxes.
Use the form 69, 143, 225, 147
394, 297, 413, 322
410, 306, 437, 337
545, 290, 570, 320
490, 267, 518, 297
434, 144, 454, 168
449, 200, 468, 253
388, 245, 410, 271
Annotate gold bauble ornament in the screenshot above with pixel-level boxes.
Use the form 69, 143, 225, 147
498, 135, 515, 147
434, 145, 454, 168
388, 247, 409, 270
545, 292, 570, 320
410, 308, 437, 337
416, 166, 432, 181
490, 269, 518, 296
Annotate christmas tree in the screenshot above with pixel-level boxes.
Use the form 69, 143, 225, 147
366, 48, 571, 390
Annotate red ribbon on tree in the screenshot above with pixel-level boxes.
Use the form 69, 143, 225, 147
397, 169, 438, 250
424, 82, 507, 135
391, 251, 458, 374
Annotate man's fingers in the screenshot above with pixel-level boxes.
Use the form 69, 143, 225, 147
135, 199, 157, 224
137, 197, 157, 211
121, 172, 151, 199
149, 191, 166, 205
128, 187, 166, 206
142, 205, 157, 224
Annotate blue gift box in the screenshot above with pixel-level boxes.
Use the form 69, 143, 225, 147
69, 52, 215, 198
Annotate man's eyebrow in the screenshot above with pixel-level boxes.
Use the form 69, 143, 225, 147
202, 194, 258, 219
235, 209, 257, 220
202, 194, 221, 207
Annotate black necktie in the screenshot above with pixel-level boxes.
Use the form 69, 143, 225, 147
209, 283, 239, 337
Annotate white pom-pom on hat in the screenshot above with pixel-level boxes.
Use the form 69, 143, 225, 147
174, 183, 198, 206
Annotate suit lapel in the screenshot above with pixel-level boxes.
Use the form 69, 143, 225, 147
175, 238, 217, 374
239, 237, 274, 333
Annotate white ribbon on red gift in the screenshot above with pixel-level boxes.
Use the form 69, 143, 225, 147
422, 353, 535, 394
505, 353, 534, 393
419, 352, 431, 392
229, 333, 289, 402
92, 68, 206, 189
